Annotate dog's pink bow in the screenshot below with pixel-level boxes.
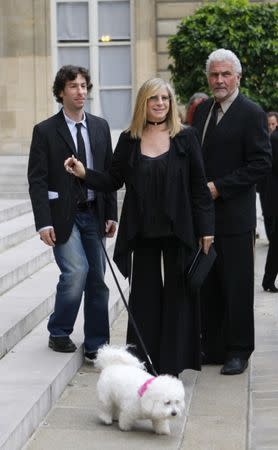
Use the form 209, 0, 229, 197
138, 377, 156, 397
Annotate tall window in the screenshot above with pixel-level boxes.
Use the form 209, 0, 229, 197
52, 0, 132, 130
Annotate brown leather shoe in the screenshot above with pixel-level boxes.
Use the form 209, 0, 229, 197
48, 336, 77, 353
220, 357, 248, 375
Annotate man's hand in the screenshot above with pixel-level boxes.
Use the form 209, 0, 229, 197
105, 220, 117, 238
207, 181, 219, 200
39, 228, 56, 246
64, 155, 86, 179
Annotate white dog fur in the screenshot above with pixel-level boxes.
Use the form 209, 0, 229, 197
94, 345, 185, 435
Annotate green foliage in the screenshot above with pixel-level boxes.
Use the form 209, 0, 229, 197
168, 0, 278, 111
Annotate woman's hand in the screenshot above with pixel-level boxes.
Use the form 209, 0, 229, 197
199, 236, 214, 255
64, 155, 86, 179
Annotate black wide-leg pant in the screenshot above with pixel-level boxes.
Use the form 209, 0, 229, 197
200, 231, 255, 363
263, 218, 278, 286
126, 237, 201, 375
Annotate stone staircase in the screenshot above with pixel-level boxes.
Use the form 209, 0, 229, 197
0, 157, 128, 450
0, 156, 30, 199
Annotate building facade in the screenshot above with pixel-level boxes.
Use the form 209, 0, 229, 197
0, 0, 272, 155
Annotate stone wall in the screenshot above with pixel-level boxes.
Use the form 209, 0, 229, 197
0, 0, 52, 155
156, 0, 203, 80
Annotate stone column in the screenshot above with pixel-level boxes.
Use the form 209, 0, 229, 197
133, 0, 157, 92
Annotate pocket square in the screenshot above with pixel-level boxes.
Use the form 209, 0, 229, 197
48, 191, 59, 200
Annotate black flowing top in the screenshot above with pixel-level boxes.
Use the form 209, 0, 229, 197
138, 150, 173, 238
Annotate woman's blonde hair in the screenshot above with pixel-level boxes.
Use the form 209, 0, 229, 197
128, 78, 182, 138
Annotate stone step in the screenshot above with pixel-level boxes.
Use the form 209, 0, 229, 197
0, 156, 29, 197
0, 261, 128, 450
0, 199, 31, 223
0, 183, 29, 192
0, 189, 127, 449
0, 262, 58, 359
0, 238, 126, 361
0, 192, 30, 199
0, 202, 122, 353
0, 235, 53, 296
0, 211, 35, 252
0, 174, 28, 184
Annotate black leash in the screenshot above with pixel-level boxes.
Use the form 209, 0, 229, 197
99, 236, 158, 377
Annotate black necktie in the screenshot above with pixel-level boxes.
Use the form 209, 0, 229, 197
203, 102, 220, 148
75, 123, 87, 201
76, 123, 87, 167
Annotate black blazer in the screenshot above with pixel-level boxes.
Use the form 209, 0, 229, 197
193, 93, 271, 235
83, 126, 215, 277
28, 110, 117, 244
259, 128, 278, 217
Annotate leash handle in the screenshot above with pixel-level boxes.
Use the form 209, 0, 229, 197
99, 236, 158, 377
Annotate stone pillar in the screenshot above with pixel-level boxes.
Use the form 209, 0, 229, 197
133, 0, 157, 92
0, 0, 52, 155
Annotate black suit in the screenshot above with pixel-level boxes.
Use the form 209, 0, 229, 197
28, 110, 117, 242
28, 109, 117, 353
193, 93, 271, 363
261, 128, 278, 286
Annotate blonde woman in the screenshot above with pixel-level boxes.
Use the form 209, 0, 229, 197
65, 78, 214, 377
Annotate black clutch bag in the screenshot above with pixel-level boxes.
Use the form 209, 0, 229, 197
186, 245, 217, 292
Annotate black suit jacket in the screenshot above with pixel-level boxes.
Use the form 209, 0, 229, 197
28, 110, 117, 244
193, 93, 271, 235
259, 128, 278, 217
83, 126, 215, 277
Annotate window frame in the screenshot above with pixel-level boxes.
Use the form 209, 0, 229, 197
50, 0, 134, 129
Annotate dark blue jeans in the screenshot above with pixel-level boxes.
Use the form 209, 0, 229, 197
47, 209, 109, 353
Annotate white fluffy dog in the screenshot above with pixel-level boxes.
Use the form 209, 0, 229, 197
94, 345, 185, 435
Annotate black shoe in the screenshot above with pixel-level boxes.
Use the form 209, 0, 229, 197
262, 283, 278, 292
84, 351, 97, 362
220, 357, 248, 375
48, 336, 77, 353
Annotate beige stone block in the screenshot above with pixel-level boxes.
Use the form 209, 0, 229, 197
32, 55, 53, 120
157, 53, 173, 71
157, 2, 203, 19
157, 37, 169, 53
0, 85, 7, 110
1, 0, 34, 57
33, 0, 51, 57
157, 19, 181, 36
0, 57, 19, 85
0, 111, 16, 131
16, 110, 35, 142
157, 70, 171, 82
3, 57, 35, 113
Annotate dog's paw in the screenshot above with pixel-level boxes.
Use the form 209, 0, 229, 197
152, 419, 170, 435
99, 412, 113, 425
119, 423, 132, 432
118, 414, 133, 431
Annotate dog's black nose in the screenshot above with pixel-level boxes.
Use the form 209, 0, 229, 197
171, 411, 177, 416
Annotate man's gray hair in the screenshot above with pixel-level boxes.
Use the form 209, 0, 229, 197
206, 49, 242, 76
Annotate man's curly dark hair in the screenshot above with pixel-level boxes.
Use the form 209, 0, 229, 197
53, 65, 93, 104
